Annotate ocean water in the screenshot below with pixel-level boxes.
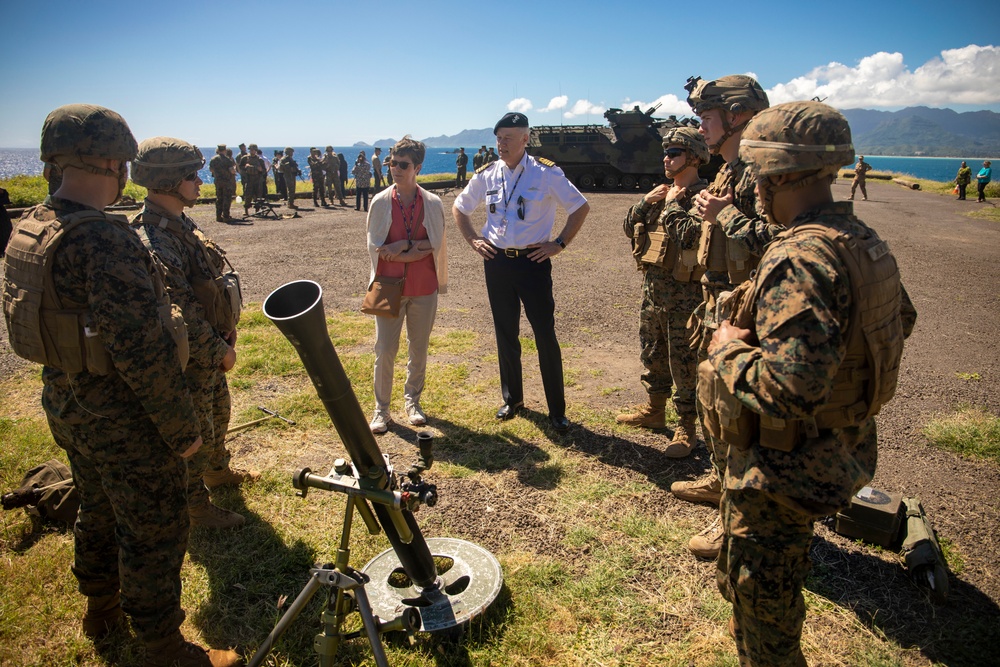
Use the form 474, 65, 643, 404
2, 147, 996, 183
0, 146, 469, 181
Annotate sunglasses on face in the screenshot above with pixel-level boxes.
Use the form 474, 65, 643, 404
183, 172, 199, 182
664, 148, 686, 159
390, 159, 413, 170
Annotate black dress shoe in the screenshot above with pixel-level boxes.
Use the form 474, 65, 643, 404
496, 402, 523, 420
549, 415, 570, 432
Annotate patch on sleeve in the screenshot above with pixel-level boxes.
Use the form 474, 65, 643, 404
475, 163, 492, 174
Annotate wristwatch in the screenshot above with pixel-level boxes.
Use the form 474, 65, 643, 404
555, 236, 566, 249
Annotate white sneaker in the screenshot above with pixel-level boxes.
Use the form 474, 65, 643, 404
369, 410, 391, 434
406, 403, 427, 426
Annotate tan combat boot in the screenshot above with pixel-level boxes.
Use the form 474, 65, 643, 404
143, 631, 242, 667
82, 591, 122, 640
189, 500, 245, 529
663, 416, 698, 458
670, 473, 722, 505
615, 393, 668, 429
688, 516, 724, 559
203, 466, 260, 490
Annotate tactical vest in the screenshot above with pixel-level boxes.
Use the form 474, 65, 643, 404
699, 222, 905, 452
131, 211, 243, 334
2, 207, 189, 374
697, 164, 755, 284
633, 201, 699, 282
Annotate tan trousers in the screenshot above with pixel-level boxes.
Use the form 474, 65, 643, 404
373, 292, 438, 411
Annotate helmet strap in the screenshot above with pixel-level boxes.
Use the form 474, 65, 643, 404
150, 187, 198, 208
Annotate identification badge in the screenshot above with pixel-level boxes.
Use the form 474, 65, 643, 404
489, 203, 496, 214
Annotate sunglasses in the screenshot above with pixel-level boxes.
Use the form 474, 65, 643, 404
390, 159, 413, 170
664, 148, 686, 159
517, 195, 525, 220
183, 172, 200, 182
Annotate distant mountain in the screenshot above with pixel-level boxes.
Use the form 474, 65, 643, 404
841, 107, 1000, 156
422, 129, 495, 148
373, 138, 397, 148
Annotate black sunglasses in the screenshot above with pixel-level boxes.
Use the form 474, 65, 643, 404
664, 147, 686, 159
183, 172, 200, 182
517, 195, 525, 220
390, 159, 413, 170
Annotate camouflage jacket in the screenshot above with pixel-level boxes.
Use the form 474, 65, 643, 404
708, 201, 917, 511
624, 179, 707, 273
209, 154, 237, 188
323, 153, 340, 179
131, 200, 231, 371
36, 197, 200, 456
239, 153, 265, 178
278, 155, 300, 178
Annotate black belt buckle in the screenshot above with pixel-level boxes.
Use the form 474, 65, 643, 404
504, 247, 520, 258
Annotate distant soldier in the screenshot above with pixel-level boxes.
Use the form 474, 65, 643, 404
1, 104, 239, 666
485, 147, 498, 163
323, 146, 347, 205
209, 144, 237, 222
272, 149, 287, 199
131, 137, 257, 531
849, 154, 871, 200
955, 161, 971, 200
617, 127, 709, 458
235, 143, 248, 196
279, 147, 301, 209
473, 146, 485, 170
239, 144, 266, 216
308, 147, 328, 207
456, 147, 468, 186
707, 100, 916, 667
674, 74, 781, 560
338, 152, 350, 195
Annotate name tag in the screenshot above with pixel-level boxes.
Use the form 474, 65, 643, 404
486, 190, 499, 196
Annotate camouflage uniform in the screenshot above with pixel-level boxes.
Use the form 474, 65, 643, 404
323, 149, 345, 203
623, 182, 706, 424
710, 203, 917, 666
131, 200, 235, 513
706, 101, 917, 666
239, 151, 266, 207
33, 195, 200, 644
849, 158, 871, 200
209, 150, 236, 221
279, 151, 300, 208
308, 151, 327, 206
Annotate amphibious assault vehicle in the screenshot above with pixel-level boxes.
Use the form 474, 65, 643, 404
527, 104, 709, 191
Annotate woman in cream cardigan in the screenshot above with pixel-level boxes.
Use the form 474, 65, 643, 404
365, 136, 448, 433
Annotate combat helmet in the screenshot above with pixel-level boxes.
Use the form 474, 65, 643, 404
40, 104, 137, 187
131, 137, 205, 203
685, 75, 769, 153
661, 126, 709, 174
739, 101, 854, 222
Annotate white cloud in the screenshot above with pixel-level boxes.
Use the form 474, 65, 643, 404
620, 93, 692, 118
540, 95, 569, 112
767, 44, 1000, 108
507, 97, 533, 113
563, 99, 605, 119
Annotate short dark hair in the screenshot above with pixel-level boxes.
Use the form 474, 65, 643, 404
392, 135, 426, 166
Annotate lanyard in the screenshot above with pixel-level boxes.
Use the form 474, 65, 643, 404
392, 187, 420, 240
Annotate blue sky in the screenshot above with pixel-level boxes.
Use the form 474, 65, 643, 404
2, 0, 998, 148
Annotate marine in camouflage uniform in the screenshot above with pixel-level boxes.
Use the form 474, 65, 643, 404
239, 144, 266, 215
849, 155, 871, 200
131, 137, 258, 531
209, 144, 237, 222
672, 75, 783, 559
307, 148, 328, 207
279, 147, 300, 209
323, 146, 346, 205
706, 101, 916, 667
1, 105, 239, 666
617, 127, 708, 457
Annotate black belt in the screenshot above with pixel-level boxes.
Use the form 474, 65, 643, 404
489, 244, 533, 258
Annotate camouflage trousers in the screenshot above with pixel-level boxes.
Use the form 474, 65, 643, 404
637, 265, 702, 420
215, 184, 234, 220
850, 177, 867, 199
312, 173, 326, 202
327, 172, 344, 201
185, 364, 232, 506
283, 173, 297, 205
718, 488, 814, 667
44, 389, 189, 643
694, 281, 733, 479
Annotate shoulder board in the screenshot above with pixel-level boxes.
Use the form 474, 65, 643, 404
535, 157, 557, 168
475, 163, 491, 174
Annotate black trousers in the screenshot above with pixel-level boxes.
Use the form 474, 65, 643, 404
484, 253, 565, 417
